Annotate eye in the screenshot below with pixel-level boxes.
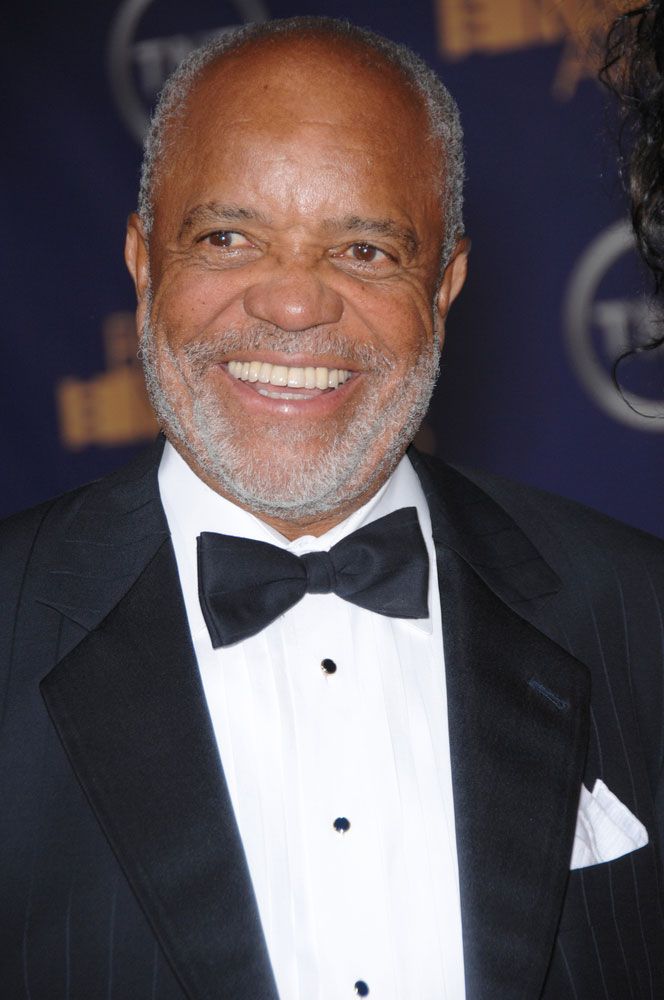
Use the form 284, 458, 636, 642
203, 230, 253, 249
348, 242, 388, 263
331, 242, 394, 269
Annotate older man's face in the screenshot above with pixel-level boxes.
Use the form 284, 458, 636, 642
126, 38, 467, 535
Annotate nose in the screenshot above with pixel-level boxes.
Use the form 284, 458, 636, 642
243, 262, 343, 331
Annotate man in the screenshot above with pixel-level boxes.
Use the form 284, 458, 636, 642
1, 16, 663, 1000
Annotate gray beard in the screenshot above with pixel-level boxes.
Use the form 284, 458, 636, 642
140, 315, 440, 522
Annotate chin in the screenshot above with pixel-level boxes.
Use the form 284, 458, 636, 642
192, 423, 384, 518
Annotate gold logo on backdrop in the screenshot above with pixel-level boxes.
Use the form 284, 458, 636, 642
56, 312, 158, 449
436, 0, 627, 99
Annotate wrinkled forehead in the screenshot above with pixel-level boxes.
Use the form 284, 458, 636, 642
152, 36, 442, 211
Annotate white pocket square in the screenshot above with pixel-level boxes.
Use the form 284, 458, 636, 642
570, 779, 648, 870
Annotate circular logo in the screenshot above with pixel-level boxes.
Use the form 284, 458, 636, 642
564, 218, 664, 431
108, 0, 269, 144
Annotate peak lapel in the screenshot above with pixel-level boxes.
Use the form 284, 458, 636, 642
32, 438, 170, 640
41, 539, 278, 1000
410, 451, 591, 998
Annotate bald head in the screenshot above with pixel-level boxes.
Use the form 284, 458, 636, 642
138, 17, 464, 264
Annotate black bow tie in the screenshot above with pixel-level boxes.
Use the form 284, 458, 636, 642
197, 507, 429, 648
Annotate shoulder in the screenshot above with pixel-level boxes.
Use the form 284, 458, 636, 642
0, 489, 85, 587
0, 439, 165, 599
457, 461, 662, 553
0, 489, 87, 669
412, 449, 664, 626
0, 482, 104, 653
418, 449, 664, 565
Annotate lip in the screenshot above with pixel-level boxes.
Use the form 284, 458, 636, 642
217, 361, 361, 417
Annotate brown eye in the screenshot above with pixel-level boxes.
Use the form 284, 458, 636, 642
208, 231, 235, 247
351, 243, 379, 262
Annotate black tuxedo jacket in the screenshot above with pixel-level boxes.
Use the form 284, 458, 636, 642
1, 439, 664, 999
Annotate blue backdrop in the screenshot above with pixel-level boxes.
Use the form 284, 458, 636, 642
4, 0, 663, 535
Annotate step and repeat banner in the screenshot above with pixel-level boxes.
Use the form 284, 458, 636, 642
4, 0, 664, 535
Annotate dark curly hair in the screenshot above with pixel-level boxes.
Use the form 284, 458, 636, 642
604, 3, 664, 290
603, 2, 664, 373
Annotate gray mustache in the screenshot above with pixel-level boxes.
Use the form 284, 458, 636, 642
180, 325, 395, 376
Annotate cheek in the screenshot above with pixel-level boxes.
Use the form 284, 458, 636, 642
150, 264, 247, 347
347, 283, 435, 363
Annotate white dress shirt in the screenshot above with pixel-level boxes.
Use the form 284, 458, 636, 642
159, 441, 465, 1000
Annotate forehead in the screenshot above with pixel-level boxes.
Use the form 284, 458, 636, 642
192, 36, 426, 125
153, 38, 442, 226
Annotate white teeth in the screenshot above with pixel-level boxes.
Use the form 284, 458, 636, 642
228, 360, 352, 390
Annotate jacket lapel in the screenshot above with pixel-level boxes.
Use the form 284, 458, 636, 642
39, 442, 278, 1000
31, 438, 171, 643
411, 450, 591, 999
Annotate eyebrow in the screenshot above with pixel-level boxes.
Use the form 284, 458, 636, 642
178, 203, 272, 241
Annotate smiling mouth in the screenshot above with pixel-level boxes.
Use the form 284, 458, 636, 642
227, 359, 354, 400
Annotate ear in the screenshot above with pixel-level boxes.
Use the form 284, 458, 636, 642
434, 237, 470, 344
125, 211, 150, 299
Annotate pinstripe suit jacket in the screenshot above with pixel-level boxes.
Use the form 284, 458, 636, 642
1, 438, 664, 999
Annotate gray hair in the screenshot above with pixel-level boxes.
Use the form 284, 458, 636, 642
138, 16, 465, 265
